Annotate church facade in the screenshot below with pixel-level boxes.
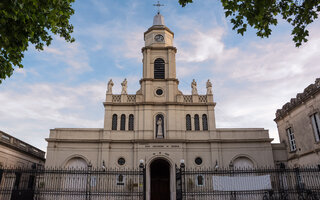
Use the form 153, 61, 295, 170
45, 13, 287, 199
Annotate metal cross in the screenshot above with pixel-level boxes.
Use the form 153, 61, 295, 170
153, 1, 164, 14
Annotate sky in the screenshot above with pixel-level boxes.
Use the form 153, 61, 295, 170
1, 0, 320, 153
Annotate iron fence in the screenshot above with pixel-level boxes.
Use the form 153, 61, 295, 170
176, 164, 320, 200
0, 165, 145, 200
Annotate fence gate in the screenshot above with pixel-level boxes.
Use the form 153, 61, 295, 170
0, 165, 146, 200
176, 164, 320, 200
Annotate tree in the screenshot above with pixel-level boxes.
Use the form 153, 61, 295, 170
0, 0, 75, 84
179, 0, 320, 47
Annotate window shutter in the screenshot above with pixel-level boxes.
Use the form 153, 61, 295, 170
112, 114, 117, 130
186, 115, 191, 130
194, 114, 200, 131
202, 114, 208, 131
311, 113, 320, 142
120, 114, 126, 130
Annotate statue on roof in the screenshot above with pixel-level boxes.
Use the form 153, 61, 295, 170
107, 79, 114, 94
206, 79, 212, 95
121, 78, 127, 95
191, 79, 198, 95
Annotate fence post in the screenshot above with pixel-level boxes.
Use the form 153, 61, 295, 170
86, 162, 92, 200
278, 163, 288, 200
294, 167, 305, 199
176, 165, 182, 200
139, 161, 146, 200
180, 161, 185, 200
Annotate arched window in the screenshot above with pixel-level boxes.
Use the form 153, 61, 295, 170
64, 157, 87, 191
129, 114, 134, 131
186, 114, 191, 130
120, 114, 126, 130
154, 58, 165, 79
65, 157, 88, 169
202, 114, 208, 131
194, 114, 200, 130
112, 114, 117, 130
233, 157, 254, 169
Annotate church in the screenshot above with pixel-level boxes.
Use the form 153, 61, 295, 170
45, 12, 287, 199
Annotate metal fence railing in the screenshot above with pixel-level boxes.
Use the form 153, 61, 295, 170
176, 164, 320, 200
0, 165, 146, 200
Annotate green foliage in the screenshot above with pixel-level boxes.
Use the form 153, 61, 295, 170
178, 0, 320, 47
179, 0, 193, 7
0, 0, 75, 83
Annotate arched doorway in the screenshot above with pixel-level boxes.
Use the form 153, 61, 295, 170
150, 159, 170, 200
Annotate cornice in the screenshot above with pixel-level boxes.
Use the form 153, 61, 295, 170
103, 102, 216, 106
287, 147, 320, 161
0, 141, 46, 161
141, 46, 177, 53
144, 25, 174, 37
139, 78, 179, 84
46, 138, 271, 144
274, 78, 320, 121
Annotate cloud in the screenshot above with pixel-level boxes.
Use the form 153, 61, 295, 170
177, 28, 225, 62
0, 81, 106, 151
173, 20, 320, 143
220, 40, 320, 83
78, 21, 144, 63
42, 38, 92, 74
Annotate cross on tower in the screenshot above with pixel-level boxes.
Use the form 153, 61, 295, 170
153, 1, 164, 14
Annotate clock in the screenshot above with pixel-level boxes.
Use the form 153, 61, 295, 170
154, 34, 164, 42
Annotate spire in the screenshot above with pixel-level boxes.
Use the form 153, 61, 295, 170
153, 13, 165, 26
153, 1, 165, 26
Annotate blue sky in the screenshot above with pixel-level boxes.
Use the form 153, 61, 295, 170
1, 0, 320, 152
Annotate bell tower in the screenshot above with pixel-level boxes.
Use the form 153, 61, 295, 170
139, 12, 179, 102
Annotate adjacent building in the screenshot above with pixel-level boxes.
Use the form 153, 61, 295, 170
275, 78, 320, 167
0, 130, 45, 169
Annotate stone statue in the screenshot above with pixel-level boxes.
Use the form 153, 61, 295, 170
107, 79, 114, 94
156, 117, 163, 138
206, 79, 212, 95
121, 78, 127, 95
191, 79, 198, 95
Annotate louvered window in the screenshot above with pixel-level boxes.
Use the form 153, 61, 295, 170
311, 113, 320, 142
112, 114, 117, 130
287, 127, 296, 151
194, 114, 200, 131
129, 114, 134, 131
186, 114, 191, 130
154, 58, 165, 79
120, 114, 126, 130
202, 114, 208, 131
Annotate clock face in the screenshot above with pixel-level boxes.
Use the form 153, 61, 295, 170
154, 34, 164, 42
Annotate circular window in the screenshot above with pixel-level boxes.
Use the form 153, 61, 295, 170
118, 158, 125, 165
156, 89, 163, 96
195, 157, 203, 165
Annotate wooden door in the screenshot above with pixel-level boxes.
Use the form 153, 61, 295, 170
150, 159, 170, 200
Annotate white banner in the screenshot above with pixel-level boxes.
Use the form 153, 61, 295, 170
212, 175, 272, 191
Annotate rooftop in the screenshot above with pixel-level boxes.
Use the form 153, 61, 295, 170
274, 78, 320, 121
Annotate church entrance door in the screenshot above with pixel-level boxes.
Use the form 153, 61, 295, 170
150, 159, 170, 200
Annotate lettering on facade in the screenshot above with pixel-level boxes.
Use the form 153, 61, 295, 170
143, 145, 180, 148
